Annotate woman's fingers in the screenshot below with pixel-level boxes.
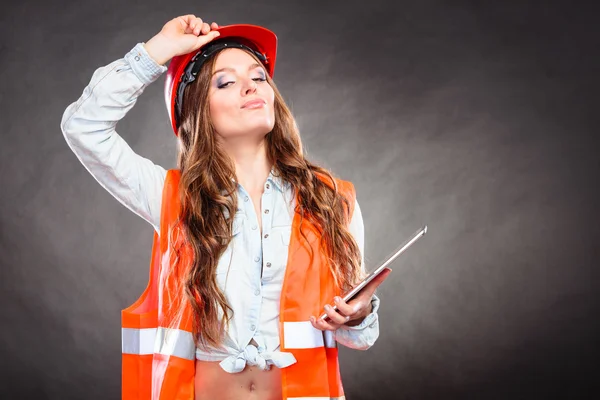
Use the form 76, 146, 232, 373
189, 19, 217, 36
189, 17, 202, 34
151, 15, 220, 61
310, 315, 340, 331
333, 296, 360, 318
196, 30, 221, 47
199, 22, 209, 35
181, 14, 197, 23
180, 15, 197, 33
309, 301, 355, 331
323, 304, 352, 325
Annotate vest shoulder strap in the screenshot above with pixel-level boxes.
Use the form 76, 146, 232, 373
314, 170, 356, 223
160, 169, 181, 250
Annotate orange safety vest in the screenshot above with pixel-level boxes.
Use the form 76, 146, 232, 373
122, 169, 356, 399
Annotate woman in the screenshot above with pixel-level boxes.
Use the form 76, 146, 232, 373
61, 14, 389, 400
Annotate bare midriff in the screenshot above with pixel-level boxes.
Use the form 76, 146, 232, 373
194, 359, 283, 400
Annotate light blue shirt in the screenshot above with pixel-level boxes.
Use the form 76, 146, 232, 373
60, 42, 381, 373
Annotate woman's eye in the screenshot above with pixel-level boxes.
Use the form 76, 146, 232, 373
217, 81, 234, 89
217, 76, 265, 89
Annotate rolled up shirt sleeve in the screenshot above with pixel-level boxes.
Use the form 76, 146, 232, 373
335, 294, 380, 350
60, 43, 168, 234
335, 198, 381, 350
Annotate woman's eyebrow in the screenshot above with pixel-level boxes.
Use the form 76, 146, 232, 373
212, 63, 263, 76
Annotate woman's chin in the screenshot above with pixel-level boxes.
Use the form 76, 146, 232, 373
218, 125, 274, 141
242, 121, 275, 137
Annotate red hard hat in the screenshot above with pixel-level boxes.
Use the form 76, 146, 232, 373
164, 24, 278, 136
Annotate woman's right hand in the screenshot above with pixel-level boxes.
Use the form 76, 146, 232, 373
144, 15, 221, 66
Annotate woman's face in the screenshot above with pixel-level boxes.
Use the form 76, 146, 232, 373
208, 48, 276, 142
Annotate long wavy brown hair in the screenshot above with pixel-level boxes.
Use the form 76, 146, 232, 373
166, 46, 365, 351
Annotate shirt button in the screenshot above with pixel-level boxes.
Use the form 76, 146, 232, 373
264, 209, 269, 214
252, 225, 257, 230
266, 262, 272, 268
264, 234, 269, 239
254, 256, 260, 262
244, 196, 249, 202
134, 55, 140, 61
266, 183, 270, 189
254, 289, 260, 296
251, 324, 256, 331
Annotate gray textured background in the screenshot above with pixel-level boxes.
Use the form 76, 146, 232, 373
1, 0, 599, 399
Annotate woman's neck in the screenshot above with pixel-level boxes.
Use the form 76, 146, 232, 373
226, 140, 272, 194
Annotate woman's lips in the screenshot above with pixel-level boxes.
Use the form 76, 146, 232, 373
241, 99, 266, 109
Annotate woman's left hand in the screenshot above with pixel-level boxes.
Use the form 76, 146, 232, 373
310, 268, 391, 331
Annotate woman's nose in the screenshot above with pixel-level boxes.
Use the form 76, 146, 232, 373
242, 78, 258, 95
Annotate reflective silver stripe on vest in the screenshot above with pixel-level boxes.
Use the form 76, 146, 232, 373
122, 328, 157, 355
323, 330, 336, 348
283, 321, 337, 349
154, 327, 196, 360
122, 327, 196, 360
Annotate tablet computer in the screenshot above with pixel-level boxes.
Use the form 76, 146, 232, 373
319, 224, 428, 320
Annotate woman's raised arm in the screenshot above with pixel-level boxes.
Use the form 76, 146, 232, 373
60, 15, 220, 234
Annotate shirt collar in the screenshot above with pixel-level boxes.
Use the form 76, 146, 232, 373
266, 166, 288, 193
